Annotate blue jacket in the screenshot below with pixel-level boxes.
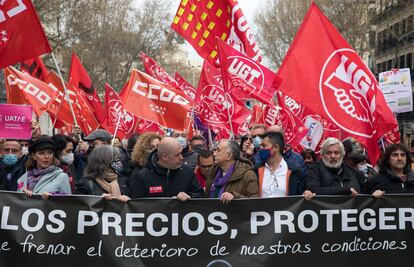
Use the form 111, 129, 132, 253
17, 167, 71, 195
0, 157, 26, 191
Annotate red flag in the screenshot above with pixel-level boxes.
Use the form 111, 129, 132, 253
44, 71, 99, 134
196, 61, 251, 134
136, 119, 165, 135
67, 80, 99, 135
0, 0, 51, 68
140, 52, 181, 90
276, 3, 397, 164
121, 69, 194, 131
20, 56, 49, 81
69, 52, 105, 123
101, 83, 140, 139
175, 72, 197, 100
172, 0, 261, 65
217, 39, 281, 105
4, 66, 58, 116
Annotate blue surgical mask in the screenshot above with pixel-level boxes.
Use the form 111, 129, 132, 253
252, 136, 262, 148
176, 136, 187, 148
110, 160, 123, 175
358, 164, 368, 176
2, 154, 19, 166
258, 149, 271, 162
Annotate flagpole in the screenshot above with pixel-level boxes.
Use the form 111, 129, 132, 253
51, 52, 78, 126
111, 112, 122, 146
207, 123, 213, 150
224, 93, 235, 139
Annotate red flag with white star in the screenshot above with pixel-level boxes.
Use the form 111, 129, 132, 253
0, 0, 51, 68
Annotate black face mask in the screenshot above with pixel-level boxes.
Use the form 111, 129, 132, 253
110, 160, 123, 176
192, 145, 204, 153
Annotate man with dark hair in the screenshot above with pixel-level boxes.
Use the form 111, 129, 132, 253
190, 135, 206, 153
0, 140, 26, 191
256, 132, 304, 197
250, 124, 267, 149
206, 140, 259, 204
195, 149, 214, 189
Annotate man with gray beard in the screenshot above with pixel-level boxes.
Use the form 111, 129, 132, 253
304, 137, 367, 197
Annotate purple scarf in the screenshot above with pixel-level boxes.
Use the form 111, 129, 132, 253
27, 165, 57, 191
209, 164, 235, 198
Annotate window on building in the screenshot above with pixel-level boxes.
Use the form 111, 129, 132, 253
407, 53, 412, 70
402, 18, 407, 35
387, 60, 392, 70
377, 63, 382, 73
408, 15, 413, 32
399, 55, 405, 68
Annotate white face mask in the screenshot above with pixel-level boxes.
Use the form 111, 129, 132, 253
61, 153, 74, 165
176, 136, 187, 148
21, 146, 29, 156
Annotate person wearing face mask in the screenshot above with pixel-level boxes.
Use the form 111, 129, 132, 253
0, 140, 26, 191
190, 135, 206, 154
256, 132, 304, 197
52, 135, 78, 193
347, 151, 377, 181
19, 140, 30, 157
75, 145, 129, 202
172, 130, 198, 171
128, 137, 204, 201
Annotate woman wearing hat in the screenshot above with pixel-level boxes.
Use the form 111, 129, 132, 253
17, 137, 72, 199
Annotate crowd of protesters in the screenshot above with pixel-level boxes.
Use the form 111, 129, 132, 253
1, 121, 414, 204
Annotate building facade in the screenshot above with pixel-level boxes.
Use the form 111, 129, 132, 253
371, 0, 414, 145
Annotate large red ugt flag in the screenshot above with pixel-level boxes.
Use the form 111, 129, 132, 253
276, 3, 397, 164
0, 0, 51, 68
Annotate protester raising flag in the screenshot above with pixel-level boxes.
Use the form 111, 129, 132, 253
0, 0, 51, 68
175, 72, 197, 100
69, 52, 105, 123
172, 0, 261, 65
20, 56, 49, 82
217, 39, 281, 105
121, 69, 194, 131
276, 3, 397, 164
4, 66, 58, 116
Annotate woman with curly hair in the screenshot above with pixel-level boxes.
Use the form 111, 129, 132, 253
132, 133, 162, 167
125, 133, 162, 195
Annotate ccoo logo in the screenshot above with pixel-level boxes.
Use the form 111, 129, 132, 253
319, 49, 377, 138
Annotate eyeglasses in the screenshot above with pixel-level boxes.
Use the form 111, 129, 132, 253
252, 134, 264, 139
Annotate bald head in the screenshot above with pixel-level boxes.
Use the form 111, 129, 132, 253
157, 137, 183, 169
267, 125, 284, 136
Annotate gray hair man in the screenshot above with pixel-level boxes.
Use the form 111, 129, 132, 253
304, 137, 366, 199
206, 140, 259, 204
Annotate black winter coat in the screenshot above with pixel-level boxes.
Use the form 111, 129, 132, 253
127, 150, 204, 198
368, 170, 414, 194
305, 161, 367, 195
